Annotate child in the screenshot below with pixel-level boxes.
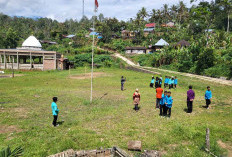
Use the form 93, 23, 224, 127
160, 91, 167, 116
205, 86, 212, 109
165, 91, 173, 117
159, 75, 163, 86
121, 76, 126, 91
150, 76, 155, 88
51, 97, 59, 127
156, 84, 163, 109
174, 76, 178, 89
187, 85, 195, 113
171, 77, 175, 89
164, 76, 169, 88
168, 77, 172, 89
155, 77, 159, 88
133, 89, 141, 111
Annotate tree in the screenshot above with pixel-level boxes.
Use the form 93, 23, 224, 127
216, 0, 232, 32
4, 28, 19, 48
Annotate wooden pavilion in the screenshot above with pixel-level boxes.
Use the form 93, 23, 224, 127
0, 36, 65, 70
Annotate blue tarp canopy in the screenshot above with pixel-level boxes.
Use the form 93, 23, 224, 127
66, 35, 76, 38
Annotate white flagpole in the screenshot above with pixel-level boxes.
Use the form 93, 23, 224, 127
90, 1, 96, 103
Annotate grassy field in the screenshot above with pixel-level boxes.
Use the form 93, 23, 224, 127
0, 67, 231, 157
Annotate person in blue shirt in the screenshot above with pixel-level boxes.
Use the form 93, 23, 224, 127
165, 91, 173, 117
164, 76, 169, 89
168, 77, 172, 89
51, 97, 59, 127
160, 91, 167, 116
150, 76, 155, 88
174, 76, 178, 89
205, 86, 212, 109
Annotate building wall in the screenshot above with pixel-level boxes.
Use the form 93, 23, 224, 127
43, 59, 56, 70
126, 50, 145, 54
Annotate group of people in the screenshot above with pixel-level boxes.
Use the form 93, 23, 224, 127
131, 75, 213, 118
150, 76, 178, 90
50, 75, 213, 127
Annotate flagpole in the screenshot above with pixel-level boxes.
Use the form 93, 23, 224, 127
90, 1, 96, 103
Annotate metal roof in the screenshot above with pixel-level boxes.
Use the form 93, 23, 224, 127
155, 39, 169, 46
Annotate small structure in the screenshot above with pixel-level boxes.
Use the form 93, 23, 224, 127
125, 47, 146, 54
0, 36, 66, 70
58, 55, 69, 70
144, 23, 155, 36
154, 38, 169, 51
40, 40, 57, 45
121, 30, 135, 38
161, 22, 175, 27
64, 34, 76, 39
175, 40, 190, 48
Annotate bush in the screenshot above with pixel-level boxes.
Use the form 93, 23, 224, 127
74, 54, 113, 67
203, 64, 231, 78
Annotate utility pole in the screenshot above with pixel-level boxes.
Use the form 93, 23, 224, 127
83, 0, 85, 18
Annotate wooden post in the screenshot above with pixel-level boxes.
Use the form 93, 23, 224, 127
17, 51, 19, 70
43, 53, 44, 71
11, 56, 14, 78
69, 65, 71, 75
30, 52, 32, 69
206, 128, 210, 152
4, 51, 6, 69
54, 53, 56, 70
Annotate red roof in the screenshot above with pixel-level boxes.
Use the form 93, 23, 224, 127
145, 23, 156, 28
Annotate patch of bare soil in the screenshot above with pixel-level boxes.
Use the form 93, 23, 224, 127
0, 125, 22, 134
217, 140, 232, 157
69, 72, 109, 80
12, 107, 28, 118
0, 74, 23, 78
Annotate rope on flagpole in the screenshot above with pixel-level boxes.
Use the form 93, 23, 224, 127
90, 1, 96, 103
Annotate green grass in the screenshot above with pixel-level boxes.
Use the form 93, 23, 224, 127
0, 67, 231, 157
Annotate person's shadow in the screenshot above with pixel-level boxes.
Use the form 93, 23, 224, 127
183, 108, 188, 113
57, 121, 64, 125
201, 105, 208, 108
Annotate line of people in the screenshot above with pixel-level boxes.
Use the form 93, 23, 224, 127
150, 76, 178, 90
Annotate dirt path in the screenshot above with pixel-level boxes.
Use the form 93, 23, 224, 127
105, 49, 232, 86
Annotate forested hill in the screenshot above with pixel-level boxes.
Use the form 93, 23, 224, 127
0, 0, 231, 79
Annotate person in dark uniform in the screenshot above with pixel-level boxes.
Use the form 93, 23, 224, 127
121, 76, 126, 91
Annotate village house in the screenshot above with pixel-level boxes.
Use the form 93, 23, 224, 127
121, 30, 135, 38
175, 40, 190, 48
0, 36, 68, 71
144, 23, 155, 36
125, 47, 147, 54
149, 38, 169, 51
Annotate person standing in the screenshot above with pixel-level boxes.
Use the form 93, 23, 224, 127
133, 89, 141, 111
150, 76, 155, 88
51, 97, 59, 127
156, 84, 163, 109
165, 91, 173, 117
155, 77, 159, 88
174, 76, 178, 89
205, 86, 212, 109
187, 86, 195, 113
168, 77, 172, 89
121, 76, 126, 91
160, 91, 167, 116
164, 76, 169, 89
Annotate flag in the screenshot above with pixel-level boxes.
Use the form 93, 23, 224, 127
95, 0, 99, 12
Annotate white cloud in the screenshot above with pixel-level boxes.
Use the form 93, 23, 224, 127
0, 0, 211, 22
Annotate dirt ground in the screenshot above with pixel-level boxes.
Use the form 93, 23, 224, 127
69, 72, 110, 79
217, 140, 232, 157
0, 125, 22, 134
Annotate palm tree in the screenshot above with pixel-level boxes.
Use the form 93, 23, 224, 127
162, 4, 170, 23
138, 7, 148, 21
218, 0, 232, 32
149, 9, 157, 23
170, 5, 178, 22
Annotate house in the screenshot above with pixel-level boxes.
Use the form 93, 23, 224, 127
89, 32, 102, 39
154, 38, 169, 51
175, 40, 190, 48
125, 47, 146, 54
121, 30, 135, 38
161, 22, 175, 27
144, 23, 156, 36
0, 36, 67, 70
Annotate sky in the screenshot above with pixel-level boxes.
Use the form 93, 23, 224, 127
0, 0, 212, 22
